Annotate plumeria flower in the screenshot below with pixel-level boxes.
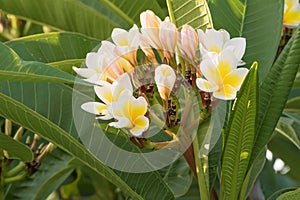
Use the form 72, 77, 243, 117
73, 41, 124, 83
178, 24, 199, 64
154, 64, 176, 100
109, 90, 149, 137
81, 73, 133, 119
159, 17, 178, 59
112, 24, 141, 66
140, 10, 162, 50
198, 28, 246, 65
141, 10, 178, 60
283, 0, 300, 28
196, 49, 249, 100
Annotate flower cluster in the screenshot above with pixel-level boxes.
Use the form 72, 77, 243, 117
283, 0, 300, 28
74, 10, 250, 137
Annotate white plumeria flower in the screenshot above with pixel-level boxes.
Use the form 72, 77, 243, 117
159, 17, 178, 59
283, 0, 300, 28
73, 41, 124, 83
198, 28, 246, 65
140, 10, 162, 50
178, 24, 199, 64
109, 90, 149, 137
196, 49, 249, 100
154, 64, 176, 100
112, 24, 141, 66
81, 73, 133, 120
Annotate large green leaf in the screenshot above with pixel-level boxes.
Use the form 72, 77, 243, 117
275, 117, 300, 150
0, 133, 34, 162
0, 0, 116, 40
277, 188, 300, 200
259, 160, 300, 199
166, 0, 213, 29
159, 156, 193, 197
239, 147, 266, 199
208, 0, 284, 82
5, 32, 99, 64
268, 133, 300, 181
0, 82, 174, 200
220, 63, 258, 200
252, 27, 300, 164
5, 32, 100, 74
0, 42, 76, 84
0, 0, 164, 40
5, 149, 74, 200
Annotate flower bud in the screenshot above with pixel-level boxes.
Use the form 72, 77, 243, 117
154, 64, 176, 100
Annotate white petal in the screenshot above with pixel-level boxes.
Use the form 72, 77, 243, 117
130, 116, 149, 137
219, 48, 239, 70
109, 117, 132, 129
159, 20, 178, 53
224, 37, 246, 61
112, 28, 129, 46
73, 67, 95, 78
196, 78, 218, 92
199, 56, 219, 83
98, 41, 116, 56
213, 84, 237, 100
112, 73, 133, 100
81, 102, 106, 115
94, 82, 113, 104
86, 52, 99, 69
223, 68, 249, 90
155, 64, 176, 99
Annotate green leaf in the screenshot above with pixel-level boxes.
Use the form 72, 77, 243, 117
0, 82, 174, 200
208, 0, 284, 82
0, 133, 34, 162
277, 188, 300, 200
0, 42, 76, 84
259, 160, 300, 198
166, 0, 213, 29
275, 117, 300, 150
220, 63, 258, 200
268, 133, 300, 181
0, 0, 164, 40
268, 188, 299, 200
5, 32, 99, 64
285, 97, 300, 114
0, 0, 116, 40
78, 0, 165, 25
239, 147, 266, 199
252, 27, 300, 164
159, 156, 193, 197
5, 149, 74, 200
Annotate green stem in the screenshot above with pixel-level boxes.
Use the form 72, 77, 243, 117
0, 150, 5, 199
22, 21, 32, 36
192, 135, 210, 200
99, 0, 135, 26
5, 162, 25, 177
4, 172, 28, 184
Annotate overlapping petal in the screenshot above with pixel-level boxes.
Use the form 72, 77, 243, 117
284, 0, 300, 28
197, 49, 249, 100
178, 24, 199, 64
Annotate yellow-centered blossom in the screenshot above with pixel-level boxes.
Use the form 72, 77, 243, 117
109, 90, 149, 137
283, 0, 300, 28
196, 49, 249, 100
81, 73, 133, 120
112, 24, 140, 67
198, 28, 246, 65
